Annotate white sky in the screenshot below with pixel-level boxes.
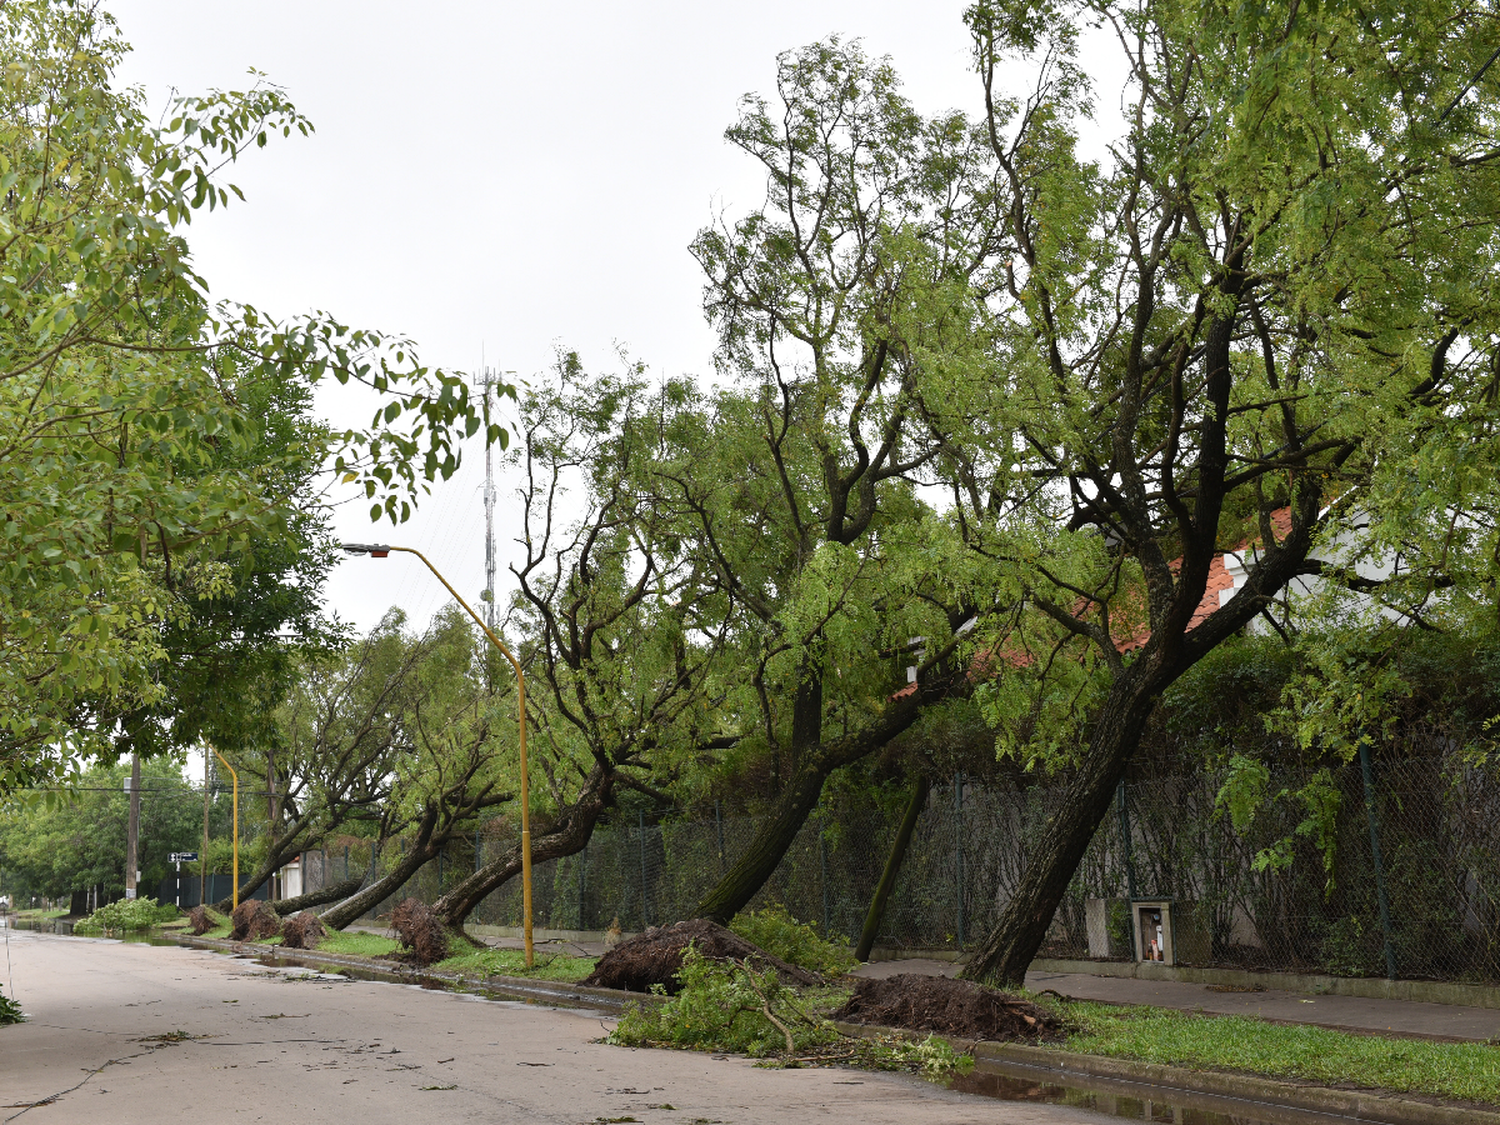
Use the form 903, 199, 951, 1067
106, 0, 990, 636
106, 2, 1124, 638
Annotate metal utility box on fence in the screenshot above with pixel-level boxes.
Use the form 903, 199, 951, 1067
1132, 899, 1174, 965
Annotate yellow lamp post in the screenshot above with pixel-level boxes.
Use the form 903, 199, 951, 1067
212, 749, 240, 912
341, 543, 533, 968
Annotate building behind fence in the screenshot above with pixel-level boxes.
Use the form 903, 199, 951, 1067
299, 754, 1500, 984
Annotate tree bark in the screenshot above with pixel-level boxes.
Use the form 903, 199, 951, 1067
272, 876, 362, 917
961, 664, 1162, 987
693, 666, 960, 924
695, 765, 827, 924
431, 761, 614, 931
213, 817, 317, 913
855, 774, 929, 961
321, 810, 439, 931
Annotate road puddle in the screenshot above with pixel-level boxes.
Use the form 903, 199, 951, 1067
951, 1058, 1366, 1125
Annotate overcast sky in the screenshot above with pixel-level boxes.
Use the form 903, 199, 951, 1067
107, 1, 1002, 636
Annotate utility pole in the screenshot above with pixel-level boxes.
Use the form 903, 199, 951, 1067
125, 751, 141, 899
202, 750, 212, 907
482, 368, 498, 635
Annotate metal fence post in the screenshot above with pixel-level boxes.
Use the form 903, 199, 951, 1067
1117, 781, 1138, 959
818, 810, 830, 936
1359, 737, 1399, 980
578, 842, 587, 930
639, 810, 650, 928
955, 772, 965, 950
715, 800, 725, 873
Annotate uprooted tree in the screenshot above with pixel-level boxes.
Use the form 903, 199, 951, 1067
949, 0, 1500, 985
430, 365, 735, 933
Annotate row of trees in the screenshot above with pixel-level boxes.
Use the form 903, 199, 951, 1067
7, 0, 1500, 987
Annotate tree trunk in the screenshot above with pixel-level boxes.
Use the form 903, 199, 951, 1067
272, 877, 363, 916
693, 667, 958, 924
961, 666, 1161, 988
431, 762, 614, 931
855, 774, 929, 961
321, 810, 439, 931
213, 825, 312, 914
694, 765, 828, 924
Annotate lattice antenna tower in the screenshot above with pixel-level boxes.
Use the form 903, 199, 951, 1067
482, 366, 498, 634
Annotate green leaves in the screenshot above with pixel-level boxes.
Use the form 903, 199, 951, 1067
0, 1, 513, 790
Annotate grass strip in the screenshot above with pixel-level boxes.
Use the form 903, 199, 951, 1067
1060, 1001, 1500, 1105
437, 947, 598, 982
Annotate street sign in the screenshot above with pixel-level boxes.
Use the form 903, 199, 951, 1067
170, 852, 198, 863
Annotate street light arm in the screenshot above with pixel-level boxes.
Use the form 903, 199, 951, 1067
340, 541, 534, 967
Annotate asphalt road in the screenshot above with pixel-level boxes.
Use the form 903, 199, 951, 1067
0, 928, 1098, 1125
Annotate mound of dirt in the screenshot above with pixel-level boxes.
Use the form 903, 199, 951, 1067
187, 905, 215, 936
390, 898, 448, 965
830, 974, 1063, 1043
580, 918, 823, 994
280, 910, 328, 950
229, 899, 282, 942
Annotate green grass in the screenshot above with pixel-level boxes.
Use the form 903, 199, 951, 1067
314, 930, 400, 957
437, 946, 598, 982
1059, 1001, 1500, 1105
14, 908, 67, 920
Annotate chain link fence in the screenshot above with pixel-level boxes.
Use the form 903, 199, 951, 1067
310, 751, 1500, 984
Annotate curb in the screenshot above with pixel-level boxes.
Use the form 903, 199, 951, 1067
164, 933, 658, 1012
831, 1021, 1500, 1125
165, 933, 1495, 1124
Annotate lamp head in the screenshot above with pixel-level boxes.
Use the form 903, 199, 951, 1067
341, 542, 391, 558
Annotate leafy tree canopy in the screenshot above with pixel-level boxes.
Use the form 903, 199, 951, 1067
0, 1, 514, 792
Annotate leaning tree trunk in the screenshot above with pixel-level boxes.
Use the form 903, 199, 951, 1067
321, 810, 439, 931
694, 765, 829, 924
431, 763, 614, 931
694, 667, 960, 924
213, 821, 314, 914
961, 665, 1163, 988
855, 774, 929, 961
272, 877, 363, 917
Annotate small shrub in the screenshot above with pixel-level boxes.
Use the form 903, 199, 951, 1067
729, 904, 858, 975
280, 910, 328, 950
0, 986, 23, 1025
229, 899, 282, 942
390, 898, 448, 965
74, 898, 179, 936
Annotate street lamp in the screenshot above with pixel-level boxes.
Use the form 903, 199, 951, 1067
341, 543, 533, 968
213, 750, 240, 912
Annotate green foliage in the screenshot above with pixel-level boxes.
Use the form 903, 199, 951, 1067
874, 1033, 975, 1077
0, 1, 512, 794
608, 946, 844, 1057
73, 897, 179, 935
0, 986, 22, 1025
0, 756, 216, 901
607, 946, 972, 1077
298, 930, 398, 957
729, 904, 858, 975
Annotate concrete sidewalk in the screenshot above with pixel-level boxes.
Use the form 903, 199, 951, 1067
459, 929, 1500, 1044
